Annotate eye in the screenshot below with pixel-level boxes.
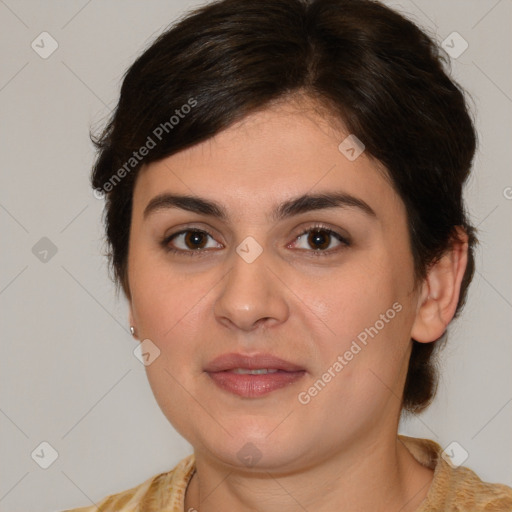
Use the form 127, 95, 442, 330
162, 229, 222, 255
290, 225, 350, 255
161, 224, 350, 257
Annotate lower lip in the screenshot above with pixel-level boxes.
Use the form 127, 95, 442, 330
206, 370, 306, 398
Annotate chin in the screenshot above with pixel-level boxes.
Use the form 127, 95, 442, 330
194, 426, 312, 472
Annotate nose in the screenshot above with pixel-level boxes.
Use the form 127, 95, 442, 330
213, 248, 290, 332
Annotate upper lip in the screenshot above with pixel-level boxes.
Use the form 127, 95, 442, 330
204, 352, 305, 372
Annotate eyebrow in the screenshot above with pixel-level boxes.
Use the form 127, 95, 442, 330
143, 191, 377, 222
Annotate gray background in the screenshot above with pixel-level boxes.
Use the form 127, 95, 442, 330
0, 1, 511, 510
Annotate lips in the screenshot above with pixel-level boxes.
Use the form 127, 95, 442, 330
204, 352, 305, 373
204, 352, 306, 398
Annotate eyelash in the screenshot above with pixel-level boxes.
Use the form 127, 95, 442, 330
160, 223, 351, 258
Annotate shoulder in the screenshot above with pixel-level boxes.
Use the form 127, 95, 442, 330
61, 454, 195, 512
399, 435, 512, 511
441, 464, 512, 510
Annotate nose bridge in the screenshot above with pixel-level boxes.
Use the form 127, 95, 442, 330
213, 239, 289, 331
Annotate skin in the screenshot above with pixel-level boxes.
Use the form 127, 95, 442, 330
127, 96, 468, 512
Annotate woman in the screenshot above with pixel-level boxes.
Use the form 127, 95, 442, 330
65, 0, 512, 510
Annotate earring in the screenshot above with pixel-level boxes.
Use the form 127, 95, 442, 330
130, 326, 136, 336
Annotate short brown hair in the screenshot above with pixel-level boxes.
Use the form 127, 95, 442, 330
91, 0, 478, 413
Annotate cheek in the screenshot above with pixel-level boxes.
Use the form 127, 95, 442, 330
297, 301, 412, 430
306, 253, 408, 345
129, 247, 217, 340
130, 263, 214, 439
300, 254, 414, 401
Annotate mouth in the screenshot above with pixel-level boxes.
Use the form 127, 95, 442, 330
204, 352, 306, 398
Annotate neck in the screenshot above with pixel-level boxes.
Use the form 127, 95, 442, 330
184, 431, 433, 512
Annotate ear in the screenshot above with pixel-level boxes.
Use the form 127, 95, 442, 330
411, 227, 469, 343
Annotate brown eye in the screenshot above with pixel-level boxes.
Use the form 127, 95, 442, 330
183, 230, 209, 250
292, 226, 350, 256
162, 229, 222, 255
307, 229, 331, 250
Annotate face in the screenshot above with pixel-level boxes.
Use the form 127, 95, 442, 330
127, 98, 422, 471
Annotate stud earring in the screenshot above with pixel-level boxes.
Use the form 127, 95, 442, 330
130, 326, 136, 336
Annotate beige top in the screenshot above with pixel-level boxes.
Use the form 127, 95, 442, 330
63, 435, 512, 511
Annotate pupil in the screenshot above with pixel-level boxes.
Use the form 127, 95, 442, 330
309, 229, 329, 250
186, 231, 206, 249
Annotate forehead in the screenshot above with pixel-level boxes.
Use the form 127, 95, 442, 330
132, 100, 403, 225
